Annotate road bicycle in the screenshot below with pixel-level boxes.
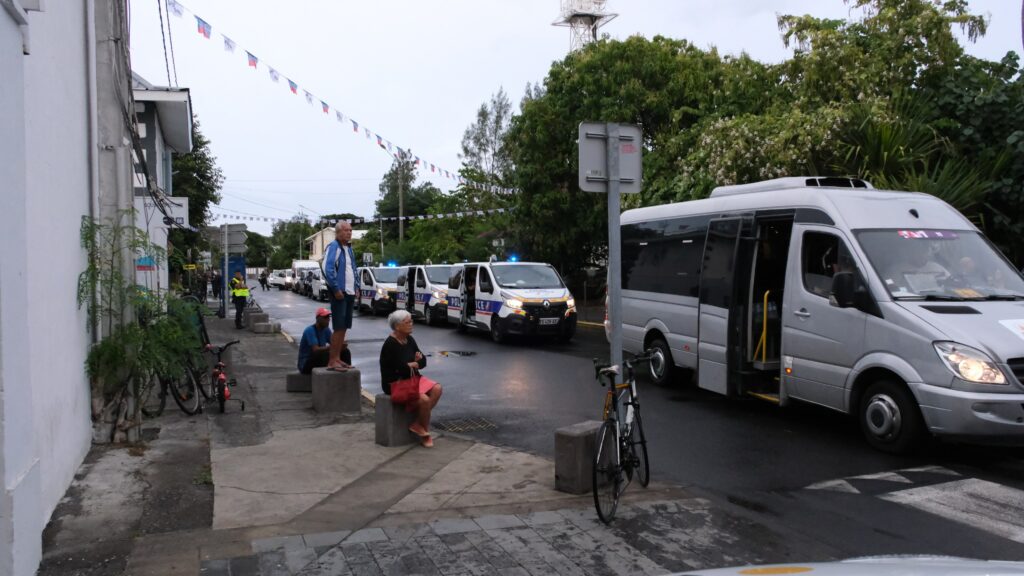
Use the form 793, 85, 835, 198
592, 352, 653, 524
205, 340, 245, 413
140, 368, 203, 417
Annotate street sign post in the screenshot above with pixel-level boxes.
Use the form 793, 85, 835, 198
579, 122, 643, 380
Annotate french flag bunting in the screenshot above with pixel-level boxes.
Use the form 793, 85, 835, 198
376, 135, 384, 148
351, 119, 359, 132
167, 0, 184, 17
336, 111, 344, 122
196, 16, 212, 39
365, 128, 371, 139
246, 52, 258, 68
268, 68, 280, 82
288, 79, 298, 94
304, 91, 313, 105
387, 141, 393, 152
414, 157, 420, 166
430, 164, 435, 173
321, 101, 329, 114
223, 35, 235, 52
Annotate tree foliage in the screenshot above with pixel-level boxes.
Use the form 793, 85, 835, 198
168, 118, 223, 262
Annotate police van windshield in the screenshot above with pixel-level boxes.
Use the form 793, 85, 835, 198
425, 266, 452, 285
372, 268, 402, 283
491, 264, 564, 289
856, 229, 1024, 300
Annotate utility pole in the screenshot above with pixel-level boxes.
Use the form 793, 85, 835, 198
398, 150, 407, 244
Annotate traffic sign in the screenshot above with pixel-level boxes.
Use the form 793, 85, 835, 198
363, 253, 374, 264
578, 122, 642, 194
183, 264, 197, 270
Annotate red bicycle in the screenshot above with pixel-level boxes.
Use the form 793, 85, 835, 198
205, 341, 245, 413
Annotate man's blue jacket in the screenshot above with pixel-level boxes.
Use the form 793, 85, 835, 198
323, 240, 360, 294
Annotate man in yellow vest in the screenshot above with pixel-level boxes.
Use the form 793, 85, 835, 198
230, 271, 250, 329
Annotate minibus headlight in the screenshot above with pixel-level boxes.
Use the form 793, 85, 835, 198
432, 290, 443, 299
377, 288, 385, 297
933, 342, 1007, 385
505, 298, 523, 310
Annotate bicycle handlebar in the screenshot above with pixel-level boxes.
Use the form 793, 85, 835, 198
594, 351, 655, 386
207, 340, 241, 356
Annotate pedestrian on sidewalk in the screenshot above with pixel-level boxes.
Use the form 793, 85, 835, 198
298, 308, 352, 374
230, 271, 250, 329
380, 310, 442, 448
259, 269, 269, 291
323, 220, 359, 371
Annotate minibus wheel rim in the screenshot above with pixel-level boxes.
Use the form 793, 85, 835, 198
650, 349, 666, 380
865, 393, 902, 440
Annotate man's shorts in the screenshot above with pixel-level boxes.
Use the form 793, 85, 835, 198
329, 292, 355, 330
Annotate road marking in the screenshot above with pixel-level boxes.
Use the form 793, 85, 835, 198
880, 478, 1024, 544
804, 479, 860, 494
853, 471, 913, 483
281, 331, 294, 344
804, 466, 961, 494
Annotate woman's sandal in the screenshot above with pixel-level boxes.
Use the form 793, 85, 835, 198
421, 436, 434, 448
409, 425, 430, 438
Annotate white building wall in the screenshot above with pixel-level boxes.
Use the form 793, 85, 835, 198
0, 7, 43, 576
22, 0, 93, 527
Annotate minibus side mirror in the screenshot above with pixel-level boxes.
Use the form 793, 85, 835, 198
398, 275, 406, 287
830, 272, 860, 309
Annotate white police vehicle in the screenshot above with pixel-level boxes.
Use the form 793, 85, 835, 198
356, 266, 401, 316
447, 260, 577, 343
396, 265, 452, 325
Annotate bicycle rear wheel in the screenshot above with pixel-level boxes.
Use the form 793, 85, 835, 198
140, 375, 166, 418
592, 419, 621, 524
628, 409, 650, 488
169, 369, 201, 415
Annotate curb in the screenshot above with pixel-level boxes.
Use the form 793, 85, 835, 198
361, 388, 376, 406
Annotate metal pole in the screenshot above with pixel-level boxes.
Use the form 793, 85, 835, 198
606, 123, 623, 376
222, 224, 228, 314
398, 154, 405, 244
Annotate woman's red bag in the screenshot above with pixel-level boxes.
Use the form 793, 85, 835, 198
390, 375, 420, 404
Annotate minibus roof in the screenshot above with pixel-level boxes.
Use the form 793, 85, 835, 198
623, 177, 974, 231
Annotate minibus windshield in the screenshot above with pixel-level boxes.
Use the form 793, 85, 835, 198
856, 229, 1024, 300
492, 264, 564, 289
372, 268, 402, 283
425, 266, 452, 284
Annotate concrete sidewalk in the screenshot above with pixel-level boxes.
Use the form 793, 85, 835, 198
41, 311, 836, 576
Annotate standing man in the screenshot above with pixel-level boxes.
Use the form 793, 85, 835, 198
323, 221, 359, 370
230, 271, 250, 329
259, 269, 269, 291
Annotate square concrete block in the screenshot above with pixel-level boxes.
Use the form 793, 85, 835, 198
312, 368, 361, 414
375, 393, 417, 447
247, 313, 270, 330
554, 420, 603, 495
286, 373, 312, 393
252, 322, 279, 334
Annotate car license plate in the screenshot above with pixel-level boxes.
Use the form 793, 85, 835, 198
539, 318, 559, 326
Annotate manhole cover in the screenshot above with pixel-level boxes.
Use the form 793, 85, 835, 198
438, 350, 477, 357
434, 417, 496, 433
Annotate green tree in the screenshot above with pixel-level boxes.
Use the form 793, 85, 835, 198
460, 88, 513, 182
244, 230, 272, 269
375, 156, 441, 244
168, 118, 224, 262
268, 217, 316, 269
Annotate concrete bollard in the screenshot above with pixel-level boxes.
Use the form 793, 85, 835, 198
247, 313, 270, 330
252, 322, 279, 334
312, 368, 361, 414
286, 373, 312, 393
374, 393, 417, 447
554, 420, 604, 495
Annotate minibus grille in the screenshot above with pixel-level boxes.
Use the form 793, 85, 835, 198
1008, 358, 1024, 384
524, 302, 567, 318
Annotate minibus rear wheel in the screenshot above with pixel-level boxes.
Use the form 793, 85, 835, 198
647, 337, 675, 387
859, 379, 923, 454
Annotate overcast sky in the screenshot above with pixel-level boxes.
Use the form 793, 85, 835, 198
129, 0, 1022, 236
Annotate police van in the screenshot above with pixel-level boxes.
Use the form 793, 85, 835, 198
356, 266, 401, 316
447, 260, 577, 343
617, 176, 1024, 453
397, 264, 452, 325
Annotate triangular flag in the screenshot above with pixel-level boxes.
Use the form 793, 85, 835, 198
246, 52, 258, 68
223, 35, 236, 52
288, 79, 298, 94
364, 128, 371, 139
321, 101, 329, 114
336, 110, 343, 122
269, 68, 280, 82
196, 16, 212, 39
167, 0, 184, 17
351, 119, 359, 132
304, 91, 313, 105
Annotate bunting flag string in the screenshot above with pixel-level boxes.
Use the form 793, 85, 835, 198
208, 207, 510, 225
168, 1, 517, 195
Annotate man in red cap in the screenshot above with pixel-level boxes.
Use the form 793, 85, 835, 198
298, 308, 351, 374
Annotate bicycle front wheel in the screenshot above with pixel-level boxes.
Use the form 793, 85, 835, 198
140, 375, 166, 418
592, 419, 621, 524
169, 369, 201, 415
629, 410, 650, 488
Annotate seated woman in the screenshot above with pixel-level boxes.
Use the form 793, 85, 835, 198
379, 310, 443, 447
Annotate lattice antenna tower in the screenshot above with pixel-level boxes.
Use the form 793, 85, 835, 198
553, 0, 618, 52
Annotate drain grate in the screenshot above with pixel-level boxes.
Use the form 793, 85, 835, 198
434, 417, 496, 433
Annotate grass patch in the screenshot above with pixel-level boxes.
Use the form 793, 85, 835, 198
193, 465, 213, 486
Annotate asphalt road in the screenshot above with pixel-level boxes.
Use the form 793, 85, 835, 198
252, 286, 1024, 562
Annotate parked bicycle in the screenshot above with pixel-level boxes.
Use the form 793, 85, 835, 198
140, 369, 202, 417
592, 352, 653, 523
205, 340, 245, 413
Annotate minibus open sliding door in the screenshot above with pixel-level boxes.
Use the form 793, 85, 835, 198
697, 217, 751, 396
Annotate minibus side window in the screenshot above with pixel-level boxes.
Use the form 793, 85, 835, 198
479, 269, 494, 293
802, 232, 856, 299
448, 268, 463, 290
417, 269, 427, 288
623, 215, 709, 297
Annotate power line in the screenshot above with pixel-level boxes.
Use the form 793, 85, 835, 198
219, 191, 300, 214
164, 0, 179, 86
156, 0, 172, 86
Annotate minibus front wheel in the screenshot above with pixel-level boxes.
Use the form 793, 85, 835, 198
859, 379, 924, 454
647, 337, 675, 387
